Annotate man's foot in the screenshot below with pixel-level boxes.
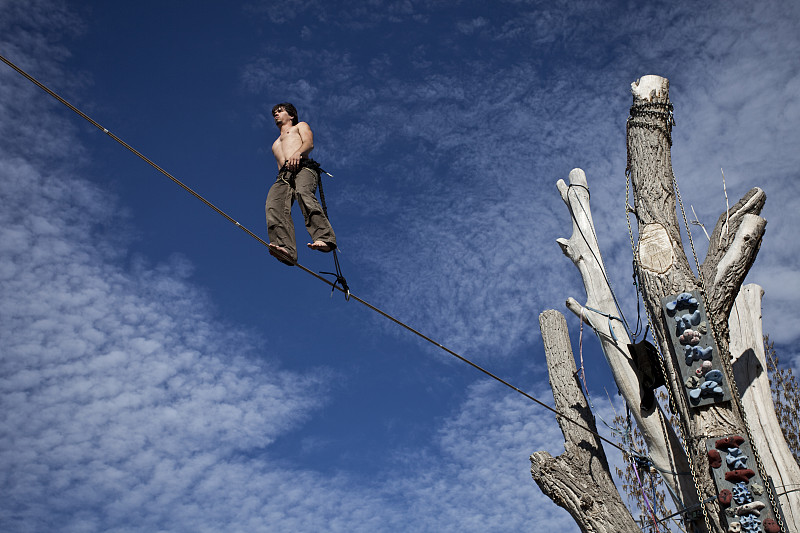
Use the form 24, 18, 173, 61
268, 243, 296, 266
307, 240, 334, 253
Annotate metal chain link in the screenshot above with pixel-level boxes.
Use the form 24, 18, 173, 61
628, 102, 675, 146
635, 272, 712, 533
672, 173, 787, 533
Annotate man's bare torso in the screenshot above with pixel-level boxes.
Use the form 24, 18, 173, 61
272, 126, 301, 166
271, 122, 313, 170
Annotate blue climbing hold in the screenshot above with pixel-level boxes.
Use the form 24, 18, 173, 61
666, 292, 698, 315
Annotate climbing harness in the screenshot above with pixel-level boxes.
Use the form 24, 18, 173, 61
277, 159, 350, 300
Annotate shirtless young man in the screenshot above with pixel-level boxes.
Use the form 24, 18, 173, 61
265, 103, 336, 266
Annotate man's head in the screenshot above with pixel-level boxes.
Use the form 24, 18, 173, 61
272, 102, 298, 126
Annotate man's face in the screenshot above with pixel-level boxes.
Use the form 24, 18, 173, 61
273, 107, 292, 126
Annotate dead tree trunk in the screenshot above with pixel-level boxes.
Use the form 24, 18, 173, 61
556, 167, 696, 513
531, 309, 640, 533
627, 75, 779, 533
729, 284, 800, 529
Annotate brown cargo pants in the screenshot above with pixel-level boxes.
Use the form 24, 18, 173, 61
265, 164, 336, 263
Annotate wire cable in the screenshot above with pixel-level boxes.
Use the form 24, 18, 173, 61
1, 51, 630, 456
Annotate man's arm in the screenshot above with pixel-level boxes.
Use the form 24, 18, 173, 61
287, 122, 314, 170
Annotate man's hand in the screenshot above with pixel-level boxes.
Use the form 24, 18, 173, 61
286, 151, 303, 171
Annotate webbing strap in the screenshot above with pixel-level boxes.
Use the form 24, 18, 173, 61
314, 168, 350, 300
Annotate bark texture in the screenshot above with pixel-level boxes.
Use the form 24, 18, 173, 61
531, 309, 640, 533
701, 190, 766, 343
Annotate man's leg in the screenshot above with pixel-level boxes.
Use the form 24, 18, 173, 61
294, 168, 337, 252
265, 178, 298, 264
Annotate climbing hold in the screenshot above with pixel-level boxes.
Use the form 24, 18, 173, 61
679, 329, 702, 345
738, 514, 760, 532
726, 448, 748, 470
675, 310, 702, 335
731, 482, 754, 505
725, 469, 756, 483
684, 345, 713, 365
666, 292, 697, 314
695, 361, 714, 376
715, 435, 746, 450
708, 449, 722, 469
699, 380, 723, 395
734, 500, 765, 516
687, 372, 725, 402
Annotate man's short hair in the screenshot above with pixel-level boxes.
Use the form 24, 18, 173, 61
272, 102, 299, 125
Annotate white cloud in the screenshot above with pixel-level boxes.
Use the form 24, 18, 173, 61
0, 154, 330, 531
238, 0, 800, 361
0, 161, 574, 530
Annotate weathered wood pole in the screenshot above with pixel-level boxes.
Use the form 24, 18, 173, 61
531, 309, 640, 533
627, 75, 771, 533
729, 284, 800, 530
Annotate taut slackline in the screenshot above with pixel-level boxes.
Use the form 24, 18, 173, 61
1, 51, 630, 456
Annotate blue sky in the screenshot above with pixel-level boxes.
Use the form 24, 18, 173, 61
2, 0, 799, 531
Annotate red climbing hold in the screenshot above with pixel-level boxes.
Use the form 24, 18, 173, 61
724, 468, 756, 483
715, 435, 746, 450
708, 449, 722, 468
